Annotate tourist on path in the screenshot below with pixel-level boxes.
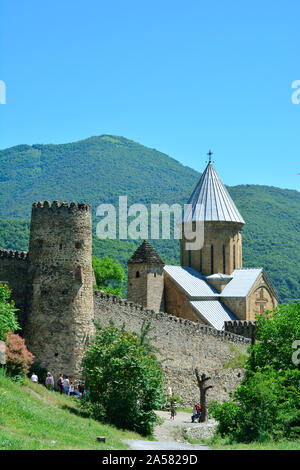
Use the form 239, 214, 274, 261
45, 372, 54, 391
31, 372, 38, 383
63, 376, 70, 394
57, 374, 64, 394
170, 401, 177, 420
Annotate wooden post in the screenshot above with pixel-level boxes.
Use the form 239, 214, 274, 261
194, 368, 213, 423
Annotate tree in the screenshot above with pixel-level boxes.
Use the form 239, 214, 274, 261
248, 302, 300, 372
0, 284, 20, 342
92, 256, 125, 297
209, 303, 300, 442
81, 325, 165, 436
194, 369, 213, 422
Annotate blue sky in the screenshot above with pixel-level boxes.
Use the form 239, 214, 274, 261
0, 0, 299, 190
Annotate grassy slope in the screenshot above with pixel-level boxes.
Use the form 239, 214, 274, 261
0, 373, 142, 450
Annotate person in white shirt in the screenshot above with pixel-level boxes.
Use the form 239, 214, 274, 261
31, 372, 38, 383
63, 376, 70, 394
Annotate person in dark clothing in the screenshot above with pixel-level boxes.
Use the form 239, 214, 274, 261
191, 403, 201, 422
57, 374, 64, 394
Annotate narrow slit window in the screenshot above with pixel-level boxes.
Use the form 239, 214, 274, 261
223, 245, 226, 273
233, 245, 236, 270
211, 245, 214, 274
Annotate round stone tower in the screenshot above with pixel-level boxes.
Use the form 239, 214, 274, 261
23, 201, 95, 380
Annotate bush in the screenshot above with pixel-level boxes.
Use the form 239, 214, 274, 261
0, 284, 20, 341
210, 303, 300, 443
81, 325, 165, 436
5, 332, 34, 378
209, 401, 241, 437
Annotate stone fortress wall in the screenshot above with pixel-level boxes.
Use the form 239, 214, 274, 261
0, 250, 29, 327
94, 291, 251, 406
0, 200, 255, 406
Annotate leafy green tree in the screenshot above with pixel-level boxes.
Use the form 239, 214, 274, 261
0, 284, 20, 341
81, 325, 165, 436
92, 256, 125, 297
248, 302, 300, 372
209, 303, 300, 442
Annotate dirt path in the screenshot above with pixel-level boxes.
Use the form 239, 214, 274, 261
125, 410, 211, 450
153, 410, 193, 443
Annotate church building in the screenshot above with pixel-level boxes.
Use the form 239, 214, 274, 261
127, 158, 278, 330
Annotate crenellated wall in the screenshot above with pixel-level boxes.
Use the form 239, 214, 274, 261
224, 320, 257, 340
93, 290, 250, 407
0, 250, 29, 328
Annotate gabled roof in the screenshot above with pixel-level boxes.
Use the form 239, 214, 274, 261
163, 265, 268, 330
127, 240, 164, 265
190, 300, 237, 330
183, 162, 245, 224
220, 268, 263, 298
164, 265, 263, 300
164, 265, 219, 298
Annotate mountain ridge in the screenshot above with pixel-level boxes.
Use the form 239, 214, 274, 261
0, 134, 299, 303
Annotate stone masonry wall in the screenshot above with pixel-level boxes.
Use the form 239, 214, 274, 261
94, 291, 250, 407
0, 250, 29, 328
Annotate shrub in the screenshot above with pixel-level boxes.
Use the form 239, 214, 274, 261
209, 400, 241, 437
5, 332, 34, 378
81, 325, 165, 436
0, 284, 20, 341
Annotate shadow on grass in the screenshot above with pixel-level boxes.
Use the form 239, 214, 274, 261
60, 404, 91, 419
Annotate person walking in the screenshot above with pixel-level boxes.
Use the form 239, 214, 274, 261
57, 374, 64, 395
170, 401, 176, 420
45, 372, 54, 391
63, 376, 70, 395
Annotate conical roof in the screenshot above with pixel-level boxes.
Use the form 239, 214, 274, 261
183, 162, 245, 224
127, 240, 165, 265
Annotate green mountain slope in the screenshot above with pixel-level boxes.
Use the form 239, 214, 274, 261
0, 135, 299, 302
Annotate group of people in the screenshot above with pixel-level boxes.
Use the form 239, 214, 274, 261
191, 403, 202, 422
30, 371, 85, 398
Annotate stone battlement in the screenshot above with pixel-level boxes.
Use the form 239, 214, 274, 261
224, 320, 257, 339
32, 201, 91, 212
0, 250, 28, 260
94, 290, 251, 345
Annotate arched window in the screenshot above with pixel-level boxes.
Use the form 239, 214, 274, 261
136, 271, 140, 278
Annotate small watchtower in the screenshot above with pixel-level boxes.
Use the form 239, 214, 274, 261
127, 240, 165, 312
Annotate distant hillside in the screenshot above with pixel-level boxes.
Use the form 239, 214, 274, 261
0, 135, 299, 303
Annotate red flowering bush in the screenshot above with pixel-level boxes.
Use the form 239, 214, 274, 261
5, 332, 34, 377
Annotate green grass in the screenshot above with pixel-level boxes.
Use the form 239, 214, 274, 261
0, 371, 143, 450
186, 435, 300, 450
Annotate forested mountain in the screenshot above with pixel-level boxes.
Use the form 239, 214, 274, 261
0, 135, 299, 302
